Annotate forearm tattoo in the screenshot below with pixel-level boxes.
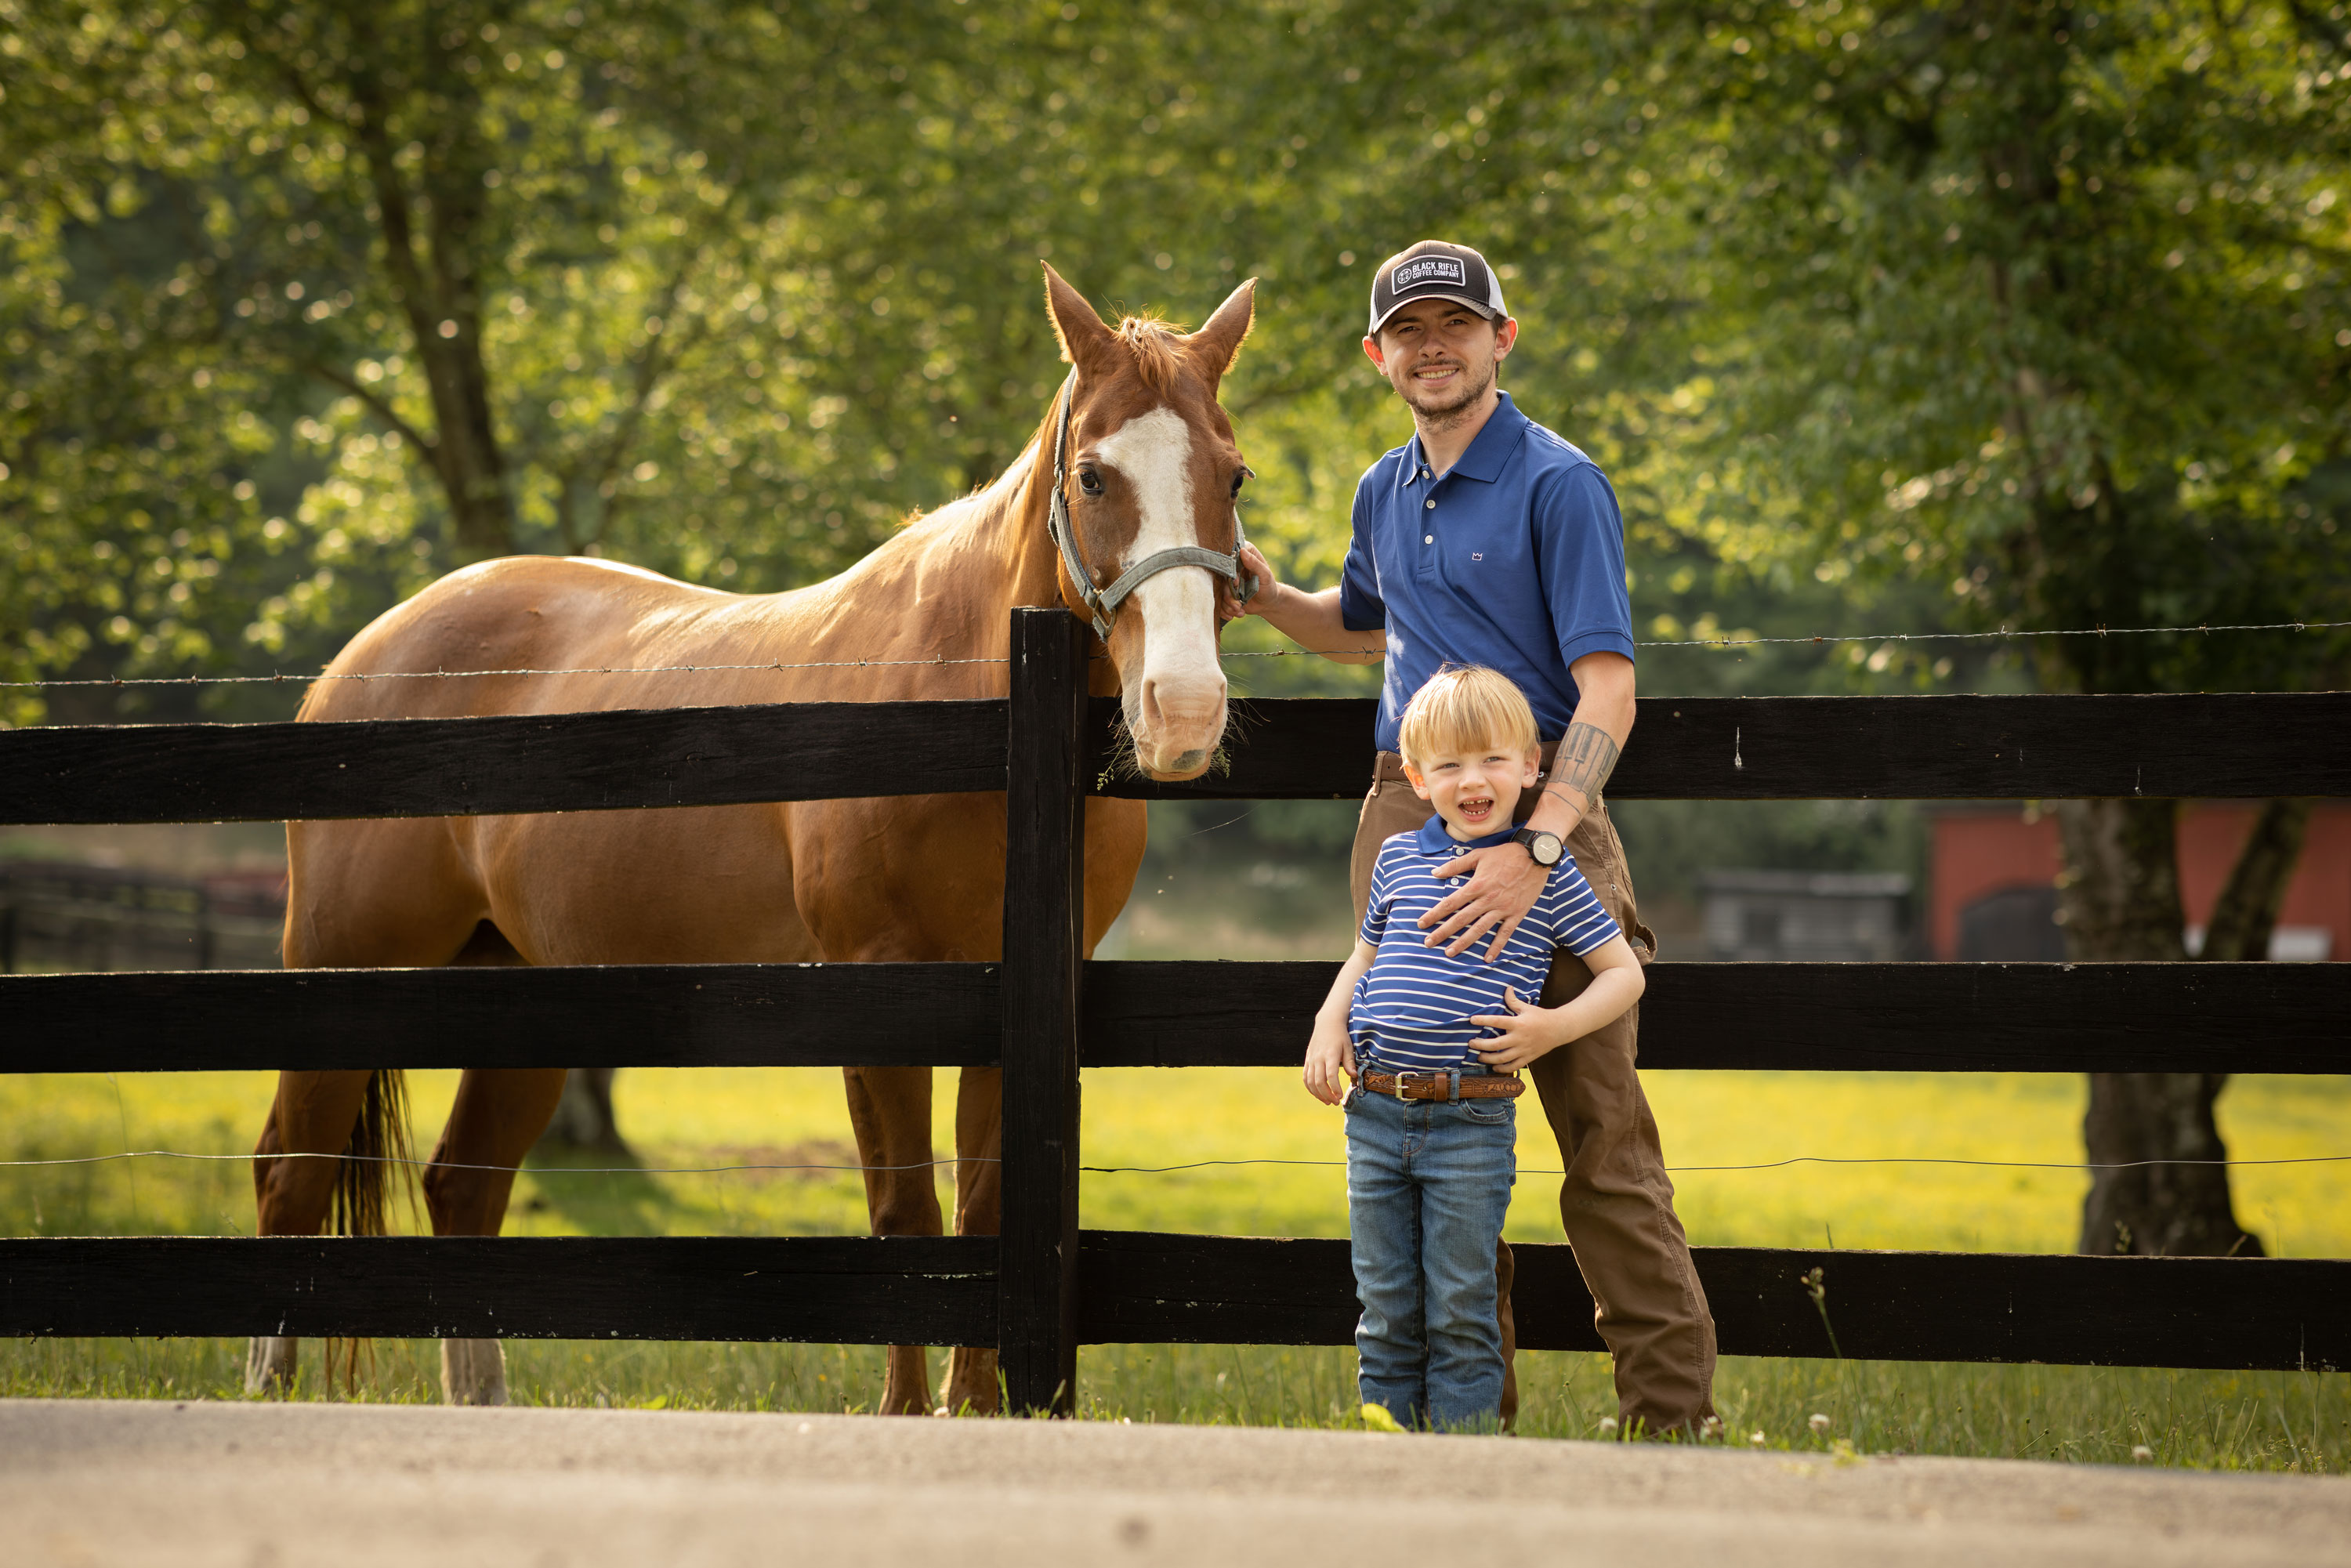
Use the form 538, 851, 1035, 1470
1545, 720, 1621, 812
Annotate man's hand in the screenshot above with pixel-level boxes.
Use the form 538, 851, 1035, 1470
1469, 987, 1570, 1072
1302, 1015, 1358, 1105
1421, 841, 1548, 961
1224, 541, 1273, 624
1221, 543, 1386, 663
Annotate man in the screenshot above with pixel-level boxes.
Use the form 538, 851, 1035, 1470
1234, 239, 1717, 1435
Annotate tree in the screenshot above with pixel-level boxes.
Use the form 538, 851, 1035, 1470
1619, 0, 2351, 1252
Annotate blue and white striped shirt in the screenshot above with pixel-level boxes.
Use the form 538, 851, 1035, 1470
1350, 816, 1622, 1073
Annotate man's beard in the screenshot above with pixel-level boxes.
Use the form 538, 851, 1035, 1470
1402, 355, 1496, 427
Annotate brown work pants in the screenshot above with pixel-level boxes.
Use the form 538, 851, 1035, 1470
1349, 751, 1717, 1433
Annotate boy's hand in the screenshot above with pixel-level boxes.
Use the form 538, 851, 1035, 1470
1302, 1018, 1357, 1105
1469, 987, 1570, 1071
1424, 842, 1548, 961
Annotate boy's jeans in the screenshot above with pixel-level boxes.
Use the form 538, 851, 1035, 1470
1345, 1081, 1517, 1432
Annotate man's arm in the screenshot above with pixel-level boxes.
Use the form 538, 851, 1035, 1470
1418, 650, 1636, 960
1230, 543, 1386, 664
1536, 650, 1635, 837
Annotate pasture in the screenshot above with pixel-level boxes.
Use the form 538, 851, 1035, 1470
6, 1062, 2344, 1469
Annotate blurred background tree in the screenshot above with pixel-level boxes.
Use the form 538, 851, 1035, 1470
1599, 0, 2351, 1255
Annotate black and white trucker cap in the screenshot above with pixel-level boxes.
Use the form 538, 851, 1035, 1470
1366, 240, 1508, 336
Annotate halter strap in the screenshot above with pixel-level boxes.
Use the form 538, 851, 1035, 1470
1044, 371, 1260, 641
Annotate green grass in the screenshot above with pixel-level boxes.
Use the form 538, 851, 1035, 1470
3, 1063, 2346, 1471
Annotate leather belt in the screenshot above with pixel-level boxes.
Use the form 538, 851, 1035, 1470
1358, 1070, 1524, 1102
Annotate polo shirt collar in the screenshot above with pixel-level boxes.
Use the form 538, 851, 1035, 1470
1415, 816, 1520, 853
1398, 390, 1530, 486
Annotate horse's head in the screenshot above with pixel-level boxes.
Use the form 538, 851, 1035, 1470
1040, 263, 1256, 782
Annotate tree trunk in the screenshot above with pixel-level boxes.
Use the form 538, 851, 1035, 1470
2062, 798, 2266, 1258
341, 35, 517, 561
2198, 799, 2313, 963
534, 1067, 630, 1155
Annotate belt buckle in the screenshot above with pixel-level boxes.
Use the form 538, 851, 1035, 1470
1392, 1070, 1421, 1102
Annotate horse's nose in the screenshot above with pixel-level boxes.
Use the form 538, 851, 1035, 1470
1139, 670, 1227, 741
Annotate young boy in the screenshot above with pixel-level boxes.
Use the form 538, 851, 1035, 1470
1303, 664, 1646, 1432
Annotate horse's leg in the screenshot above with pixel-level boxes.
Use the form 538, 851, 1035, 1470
842, 1063, 943, 1415
940, 1063, 1003, 1415
260, 813, 489, 1394
245, 1068, 375, 1395
420, 1064, 571, 1404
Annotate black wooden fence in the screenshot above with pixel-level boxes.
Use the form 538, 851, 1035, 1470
3, 609, 2348, 1412
0, 862, 286, 974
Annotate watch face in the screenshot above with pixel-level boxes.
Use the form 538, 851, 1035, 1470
1522, 831, 1562, 865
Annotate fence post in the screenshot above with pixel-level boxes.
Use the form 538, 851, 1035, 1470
998, 606, 1089, 1415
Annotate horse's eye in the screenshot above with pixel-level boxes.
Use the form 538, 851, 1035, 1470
1230, 470, 1248, 498
1078, 469, 1103, 496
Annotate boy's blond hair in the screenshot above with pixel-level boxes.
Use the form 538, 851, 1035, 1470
1396, 664, 1541, 771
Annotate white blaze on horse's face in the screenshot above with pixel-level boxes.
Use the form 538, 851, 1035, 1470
1093, 404, 1229, 778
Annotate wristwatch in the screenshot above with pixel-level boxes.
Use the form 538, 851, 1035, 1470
1512, 827, 1563, 867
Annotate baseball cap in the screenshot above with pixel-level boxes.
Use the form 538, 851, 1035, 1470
1366, 240, 1508, 337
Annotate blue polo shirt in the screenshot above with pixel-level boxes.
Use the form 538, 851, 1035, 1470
1338, 392, 1636, 753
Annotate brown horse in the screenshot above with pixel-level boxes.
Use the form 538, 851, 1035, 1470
248, 266, 1258, 1412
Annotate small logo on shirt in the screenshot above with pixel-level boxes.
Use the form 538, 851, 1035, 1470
1471, 552, 1483, 561
1393, 256, 1465, 291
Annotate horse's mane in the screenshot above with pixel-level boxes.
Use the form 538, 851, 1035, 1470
1116, 312, 1187, 395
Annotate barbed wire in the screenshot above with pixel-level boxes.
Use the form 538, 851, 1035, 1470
4, 617, 2344, 690
1630, 617, 2351, 651
1222, 617, 2351, 656
0, 655, 1009, 691
5, 1146, 2343, 1179
1079, 1153, 2351, 1175
0, 1148, 976, 1177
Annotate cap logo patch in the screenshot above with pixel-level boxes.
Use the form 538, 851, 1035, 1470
1393, 256, 1466, 291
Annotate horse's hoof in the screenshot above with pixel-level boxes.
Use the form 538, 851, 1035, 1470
440, 1338, 509, 1406
942, 1345, 1000, 1417
244, 1335, 298, 1398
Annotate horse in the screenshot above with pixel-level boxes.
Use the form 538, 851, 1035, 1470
247, 265, 1259, 1414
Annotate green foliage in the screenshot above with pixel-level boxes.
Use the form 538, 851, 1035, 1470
9, 0, 2348, 732
1629, 0, 2351, 693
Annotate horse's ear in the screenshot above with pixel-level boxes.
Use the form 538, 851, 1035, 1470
1185, 277, 1256, 389
1042, 263, 1118, 379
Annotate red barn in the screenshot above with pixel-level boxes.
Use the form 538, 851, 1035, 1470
1929, 804, 2351, 961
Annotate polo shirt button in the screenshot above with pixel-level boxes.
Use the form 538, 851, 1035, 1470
1423, 498, 1436, 510
1423, 534, 1433, 544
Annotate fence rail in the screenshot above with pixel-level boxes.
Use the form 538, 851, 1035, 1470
0, 699, 1009, 824
2, 1233, 2337, 1373
9, 690, 2350, 826
1099, 691, 2351, 801
0, 862, 285, 974
2, 608, 2346, 1410
6, 960, 2348, 1075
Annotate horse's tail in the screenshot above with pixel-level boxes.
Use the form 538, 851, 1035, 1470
331, 1068, 415, 1240
323, 1068, 412, 1395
